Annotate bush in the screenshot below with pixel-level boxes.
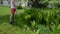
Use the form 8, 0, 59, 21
17, 6, 22, 9
14, 8, 60, 34
19, 8, 60, 32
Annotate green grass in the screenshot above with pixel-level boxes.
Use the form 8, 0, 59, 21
0, 7, 26, 34
0, 7, 60, 34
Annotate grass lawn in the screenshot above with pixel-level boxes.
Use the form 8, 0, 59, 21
0, 7, 27, 34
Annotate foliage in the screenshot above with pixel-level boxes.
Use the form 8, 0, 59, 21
0, 7, 60, 34
29, 0, 60, 8
17, 6, 22, 9
18, 8, 60, 34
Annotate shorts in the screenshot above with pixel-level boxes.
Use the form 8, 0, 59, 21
11, 8, 16, 14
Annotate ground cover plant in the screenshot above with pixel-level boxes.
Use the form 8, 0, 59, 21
0, 7, 60, 34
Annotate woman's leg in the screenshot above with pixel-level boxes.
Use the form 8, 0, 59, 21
10, 13, 14, 24
10, 8, 16, 24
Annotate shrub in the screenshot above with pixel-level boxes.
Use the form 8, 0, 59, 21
15, 8, 60, 34
17, 6, 22, 9
19, 8, 60, 31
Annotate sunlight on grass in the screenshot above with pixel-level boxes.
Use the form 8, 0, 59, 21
0, 23, 22, 34
0, 7, 10, 15
0, 7, 24, 16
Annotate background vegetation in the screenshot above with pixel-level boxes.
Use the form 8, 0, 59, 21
0, 0, 60, 34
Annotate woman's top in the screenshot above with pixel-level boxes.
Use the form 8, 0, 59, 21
11, 1, 16, 8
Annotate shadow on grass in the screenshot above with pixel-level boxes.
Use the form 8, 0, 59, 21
0, 14, 26, 28
0, 15, 10, 23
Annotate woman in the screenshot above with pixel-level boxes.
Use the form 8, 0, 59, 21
10, 0, 16, 24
